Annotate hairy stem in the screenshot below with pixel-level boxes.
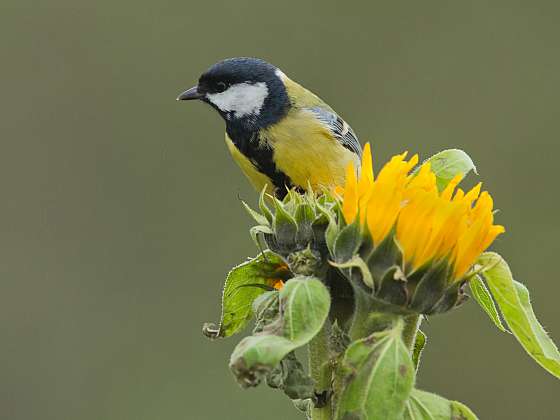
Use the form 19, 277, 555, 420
348, 287, 374, 341
402, 314, 422, 350
309, 322, 333, 419
348, 287, 400, 341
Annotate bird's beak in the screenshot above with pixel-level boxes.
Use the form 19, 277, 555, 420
176, 86, 203, 101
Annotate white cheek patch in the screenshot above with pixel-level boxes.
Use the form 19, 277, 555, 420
206, 82, 269, 118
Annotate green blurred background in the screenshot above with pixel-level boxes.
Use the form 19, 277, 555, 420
2, 1, 559, 419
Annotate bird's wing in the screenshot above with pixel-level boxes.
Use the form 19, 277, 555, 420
307, 107, 362, 157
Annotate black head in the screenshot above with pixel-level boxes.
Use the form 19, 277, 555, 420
177, 57, 290, 128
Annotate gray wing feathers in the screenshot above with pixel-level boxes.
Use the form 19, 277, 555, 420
308, 107, 362, 157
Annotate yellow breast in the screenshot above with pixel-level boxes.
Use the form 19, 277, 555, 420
262, 109, 359, 192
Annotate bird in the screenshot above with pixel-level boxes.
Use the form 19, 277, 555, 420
177, 57, 361, 198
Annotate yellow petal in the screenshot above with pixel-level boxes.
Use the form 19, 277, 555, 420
337, 146, 504, 280
441, 174, 462, 200
342, 162, 358, 224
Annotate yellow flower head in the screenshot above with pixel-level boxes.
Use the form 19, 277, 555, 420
337, 143, 505, 280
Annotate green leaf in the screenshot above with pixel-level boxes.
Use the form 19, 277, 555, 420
410, 260, 449, 314
273, 198, 298, 246
419, 149, 477, 192
330, 255, 374, 289
429, 280, 469, 315
258, 186, 274, 224
316, 202, 339, 256
266, 352, 315, 400
367, 233, 403, 286
412, 330, 427, 371
211, 251, 290, 338
402, 389, 478, 420
451, 401, 478, 420
295, 202, 315, 224
252, 291, 280, 333
283, 189, 301, 214
295, 202, 315, 245
479, 252, 560, 379
280, 277, 330, 342
333, 219, 362, 263
249, 225, 274, 251
469, 275, 506, 333
285, 188, 303, 205
336, 320, 415, 420
311, 213, 329, 251
242, 200, 270, 226
230, 277, 331, 387
377, 266, 408, 307
292, 398, 313, 417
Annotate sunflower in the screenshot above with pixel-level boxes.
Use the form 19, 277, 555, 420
338, 143, 504, 281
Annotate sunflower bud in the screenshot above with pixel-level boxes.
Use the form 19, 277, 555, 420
244, 189, 334, 263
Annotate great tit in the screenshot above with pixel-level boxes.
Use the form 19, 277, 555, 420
178, 57, 361, 198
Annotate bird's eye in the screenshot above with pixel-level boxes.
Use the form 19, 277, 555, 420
216, 82, 227, 93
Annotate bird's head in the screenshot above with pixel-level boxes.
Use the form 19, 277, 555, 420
177, 57, 290, 128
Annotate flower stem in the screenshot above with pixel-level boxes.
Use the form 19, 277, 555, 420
402, 314, 422, 350
309, 322, 332, 420
348, 287, 375, 341
348, 287, 399, 341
